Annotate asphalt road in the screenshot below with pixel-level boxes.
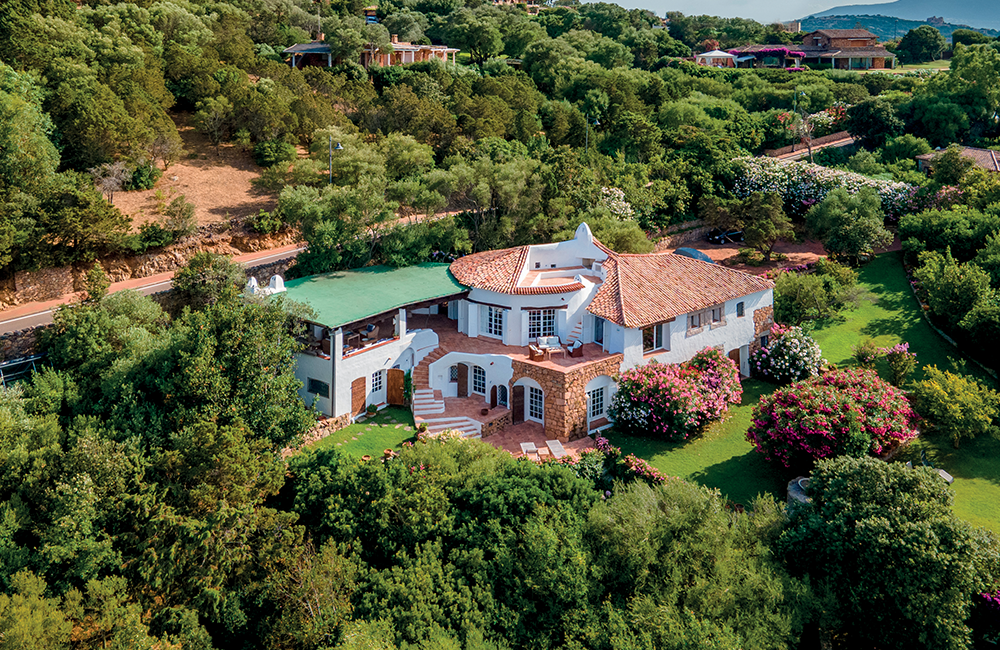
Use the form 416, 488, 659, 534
0, 246, 304, 336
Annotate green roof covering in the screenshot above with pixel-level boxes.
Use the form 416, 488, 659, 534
282, 263, 467, 329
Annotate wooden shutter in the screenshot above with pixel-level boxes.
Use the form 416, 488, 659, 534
457, 363, 469, 397
512, 385, 525, 424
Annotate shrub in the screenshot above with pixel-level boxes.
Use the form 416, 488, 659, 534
253, 140, 297, 168
852, 338, 880, 368
556, 436, 669, 489
749, 324, 824, 384
910, 365, 1000, 448
250, 209, 284, 234
880, 342, 917, 387
773, 259, 861, 323
124, 161, 162, 190
163, 195, 197, 236
609, 348, 742, 441
746, 367, 917, 470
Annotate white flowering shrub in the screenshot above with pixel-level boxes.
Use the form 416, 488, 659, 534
750, 324, 824, 384
732, 157, 913, 219
600, 187, 635, 220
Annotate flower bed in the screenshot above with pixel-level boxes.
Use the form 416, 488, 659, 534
609, 348, 742, 441
732, 157, 913, 219
746, 367, 918, 470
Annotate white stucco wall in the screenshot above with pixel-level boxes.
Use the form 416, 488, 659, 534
428, 352, 514, 399
624, 289, 772, 370
330, 328, 439, 418
295, 352, 334, 416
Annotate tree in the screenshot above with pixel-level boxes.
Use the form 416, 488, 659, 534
445, 8, 503, 66
930, 144, 975, 185
193, 95, 234, 149
0, 87, 60, 196
88, 161, 132, 204
952, 29, 992, 48
806, 187, 892, 264
845, 99, 904, 149
911, 364, 1000, 448
778, 456, 1000, 650
740, 192, 794, 262
896, 25, 947, 64
171, 251, 246, 310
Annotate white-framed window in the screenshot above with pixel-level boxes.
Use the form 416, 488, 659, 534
588, 386, 605, 419
528, 309, 556, 339
371, 370, 383, 393
449, 365, 459, 382
472, 365, 486, 394
528, 386, 544, 421
479, 304, 504, 338
643, 323, 667, 353
307, 378, 330, 398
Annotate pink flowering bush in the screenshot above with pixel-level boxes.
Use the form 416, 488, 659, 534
749, 324, 824, 384
609, 348, 742, 441
746, 368, 918, 471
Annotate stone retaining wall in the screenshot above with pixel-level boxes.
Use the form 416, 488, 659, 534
1, 326, 47, 361
481, 412, 511, 438
281, 413, 353, 458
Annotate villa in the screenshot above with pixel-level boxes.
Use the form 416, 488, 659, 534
276, 224, 774, 443
729, 29, 896, 70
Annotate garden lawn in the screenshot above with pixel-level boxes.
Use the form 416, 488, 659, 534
610, 251, 1000, 531
307, 406, 417, 458
607, 379, 787, 507
810, 251, 999, 531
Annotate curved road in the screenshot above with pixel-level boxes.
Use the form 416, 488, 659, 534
0, 245, 304, 337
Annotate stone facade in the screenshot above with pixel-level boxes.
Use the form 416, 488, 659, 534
750, 305, 774, 355
511, 354, 623, 443
480, 412, 511, 438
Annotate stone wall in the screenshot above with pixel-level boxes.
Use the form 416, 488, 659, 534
750, 305, 774, 355
481, 411, 511, 438
14, 266, 77, 303
654, 219, 708, 251
511, 354, 623, 442
281, 413, 352, 458
0, 326, 47, 361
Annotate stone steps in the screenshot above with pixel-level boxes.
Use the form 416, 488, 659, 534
417, 415, 482, 439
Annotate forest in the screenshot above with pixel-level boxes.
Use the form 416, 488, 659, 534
3, 0, 1000, 647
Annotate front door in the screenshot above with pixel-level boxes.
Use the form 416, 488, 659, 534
351, 377, 366, 415
457, 363, 469, 397
728, 347, 741, 369
387, 368, 405, 406
512, 385, 525, 424
490, 385, 498, 408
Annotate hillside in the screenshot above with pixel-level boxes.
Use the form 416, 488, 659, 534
808, 0, 1000, 31
802, 14, 999, 41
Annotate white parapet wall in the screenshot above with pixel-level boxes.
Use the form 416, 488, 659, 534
428, 351, 514, 399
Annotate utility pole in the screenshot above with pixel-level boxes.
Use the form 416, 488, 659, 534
328, 137, 342, 184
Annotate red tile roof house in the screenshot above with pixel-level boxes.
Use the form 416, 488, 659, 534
277, 223, 774, 445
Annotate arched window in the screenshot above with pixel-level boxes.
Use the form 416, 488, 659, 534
497, 384, 508, 407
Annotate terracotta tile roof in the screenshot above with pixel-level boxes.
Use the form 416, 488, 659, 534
450, 247, 586, 295
811, 29, 877, 39
917, 146, 1000, 173
587, 253, 774, 328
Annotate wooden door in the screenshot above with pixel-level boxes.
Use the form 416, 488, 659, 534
728, 348, 741, 370
351, 377, 366, 415
457, 363, 469, 397
490, 385, 498, 408
512, 385, 525, 424
387, 368, 405, 406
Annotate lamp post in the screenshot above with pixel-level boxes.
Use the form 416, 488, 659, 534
328, 136, 343, 184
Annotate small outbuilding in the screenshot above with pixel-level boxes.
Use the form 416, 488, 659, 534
695, 50, 737, 68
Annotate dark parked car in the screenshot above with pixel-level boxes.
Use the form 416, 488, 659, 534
706, 228, 744, 244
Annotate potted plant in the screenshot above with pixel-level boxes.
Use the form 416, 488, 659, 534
366, 404, 377, 416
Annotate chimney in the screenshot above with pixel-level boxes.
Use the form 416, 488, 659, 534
391, 33, 398, 43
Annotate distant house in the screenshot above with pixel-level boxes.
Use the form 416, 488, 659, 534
283, 34, 458, 69
730, 29, 896, 70
279, 224, 774, 442
916, 146, 1000, 174
695, 49, 737, 68
493, 0, 540, 16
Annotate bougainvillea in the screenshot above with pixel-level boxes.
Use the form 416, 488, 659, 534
749, 324, 824, 384
746, 367, 918, 470
732, 156, 913, 219
609, 348, 742, 441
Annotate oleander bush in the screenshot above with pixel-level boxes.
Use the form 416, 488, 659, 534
609, 348, 742, 441
746, 367, 918, 470
749, 324, 824, 383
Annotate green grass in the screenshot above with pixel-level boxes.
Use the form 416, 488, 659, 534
306, 406, 417, 458
895, 59, 950, 71
607, 379, 787, 507
611, 251, 1000, 531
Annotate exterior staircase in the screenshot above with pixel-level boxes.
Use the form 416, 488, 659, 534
565, 320, 584, 346
410, 345, 482, 439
